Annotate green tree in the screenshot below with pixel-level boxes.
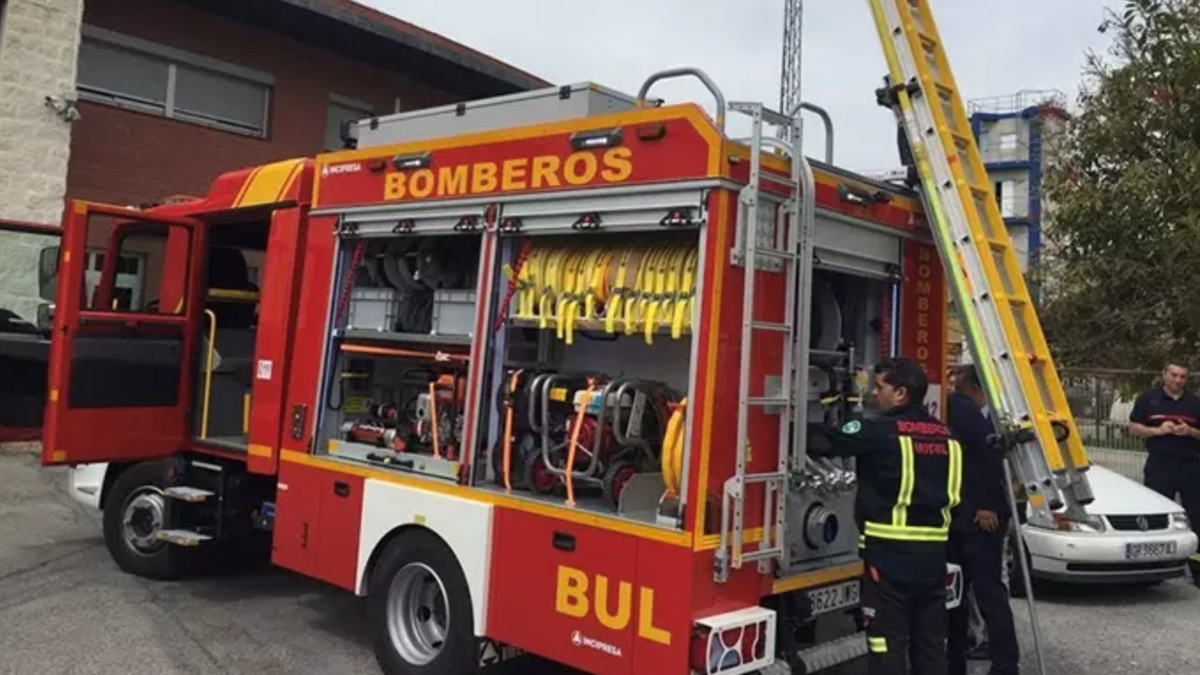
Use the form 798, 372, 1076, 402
1040, 0, 1200, 370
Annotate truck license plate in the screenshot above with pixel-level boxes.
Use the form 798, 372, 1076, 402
807, 580, 860, 616
1125, 541, 1177, 560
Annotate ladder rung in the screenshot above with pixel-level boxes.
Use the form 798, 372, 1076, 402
744, 471, 787, 483
731, 102, 792, 128
739, 547, 784, 563
751, 248, 796, 261
747, 396, 790, 407
751, 320, 792, 333
164, 486, 214, 503
155, 529, 213, 546
950, 132, 973, 148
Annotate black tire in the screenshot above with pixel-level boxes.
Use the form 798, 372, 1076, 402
369, 529, 478, 675
601, 459, 637, 510
522, 445, 558, 495
1005, 528, 1033, 598
490, 436, 531, 491
102, 460, 192, 580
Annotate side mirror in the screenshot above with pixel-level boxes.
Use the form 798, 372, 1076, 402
37, 245, 60, 301
36, 302, 54, 332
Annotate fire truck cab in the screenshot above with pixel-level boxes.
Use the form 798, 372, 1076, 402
43, 73, 963, 675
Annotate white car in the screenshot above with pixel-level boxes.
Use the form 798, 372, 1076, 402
1012, 463, 1197, 590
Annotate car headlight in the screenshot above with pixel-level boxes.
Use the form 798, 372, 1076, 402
1032, 512, 1107, 534
1171, 512, 1190, 531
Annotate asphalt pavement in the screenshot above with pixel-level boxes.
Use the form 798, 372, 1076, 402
1, 450, 1198, 675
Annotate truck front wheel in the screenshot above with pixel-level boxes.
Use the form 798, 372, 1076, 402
102, 461, 190, 580
369, 530, 478, 675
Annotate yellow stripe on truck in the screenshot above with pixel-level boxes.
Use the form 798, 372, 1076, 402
236, 159, 305, 207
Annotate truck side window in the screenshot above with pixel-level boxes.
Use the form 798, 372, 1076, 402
84, 216, 192, 315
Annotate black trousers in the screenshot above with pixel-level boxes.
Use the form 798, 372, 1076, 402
861, 565, 946, 675
947, 528, 1020, 675
1143, 453, 1200, 579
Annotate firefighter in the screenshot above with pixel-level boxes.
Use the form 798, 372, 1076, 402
1128, 361, 1200, 586
945, 364, 1019, 675
809, 356, 962, 675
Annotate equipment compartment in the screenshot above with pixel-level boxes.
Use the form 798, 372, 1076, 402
321, 345, 474, 483
336, 234, 482, 344
317, 228, 485, 483
479, 230, 701, 530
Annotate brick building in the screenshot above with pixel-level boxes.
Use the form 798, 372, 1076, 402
0, 0, 546, 322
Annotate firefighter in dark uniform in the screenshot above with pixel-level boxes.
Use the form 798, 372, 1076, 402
1128, 361, 1200, 585
810, 357, 962, 675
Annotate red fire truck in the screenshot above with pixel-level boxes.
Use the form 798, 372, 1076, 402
40, 72, 966, 674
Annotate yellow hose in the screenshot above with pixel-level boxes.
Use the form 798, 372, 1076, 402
661, 398, 688, 496
514, 241, 697, 344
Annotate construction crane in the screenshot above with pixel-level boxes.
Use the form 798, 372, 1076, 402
779, 0, 803, 132
777, 0, 834, 167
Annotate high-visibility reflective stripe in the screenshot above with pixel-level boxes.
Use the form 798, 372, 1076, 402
942, 439, 963, 528
868, 636, 888, 653
864, 520, 949, 542
892, 436, 915, 527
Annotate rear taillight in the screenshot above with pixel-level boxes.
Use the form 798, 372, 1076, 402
689, 623, 766, 674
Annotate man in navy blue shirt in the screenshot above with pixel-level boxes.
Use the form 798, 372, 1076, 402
945, 364, 1019, 675
1129, 361, 1200, 585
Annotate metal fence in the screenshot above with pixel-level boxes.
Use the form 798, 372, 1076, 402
966, 89, 1069, 115
1058, 367, 1172, 482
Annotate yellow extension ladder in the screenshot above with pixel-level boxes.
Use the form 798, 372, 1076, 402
866, 0, 1095, 527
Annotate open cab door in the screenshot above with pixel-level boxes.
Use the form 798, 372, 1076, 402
43, 201, 206, 466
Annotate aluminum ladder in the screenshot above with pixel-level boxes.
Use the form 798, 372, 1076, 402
866, 0, 1094, 526
716, 101, 815, 582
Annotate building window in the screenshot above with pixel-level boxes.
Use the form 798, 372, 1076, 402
76, 26, 272, 138
0, 1, 9, 64
995, 180, 1017, 218
85, 250, 147, 311
999, 132, 1018, 151
325, 94, 374, 150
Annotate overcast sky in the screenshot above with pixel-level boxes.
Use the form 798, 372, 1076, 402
361, 0, 1124, 174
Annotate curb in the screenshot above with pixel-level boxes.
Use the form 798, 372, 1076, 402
0, 441, 41, 455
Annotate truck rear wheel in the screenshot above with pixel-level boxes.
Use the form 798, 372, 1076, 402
369, 530, 477, 675
102, 461, 190, 580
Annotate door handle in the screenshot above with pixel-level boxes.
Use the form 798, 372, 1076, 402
552, 531, 576, 552
333, 481, 350, 498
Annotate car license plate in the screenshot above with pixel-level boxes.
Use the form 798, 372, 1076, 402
1125, 541, 1177, 560
807, 580, 860, 616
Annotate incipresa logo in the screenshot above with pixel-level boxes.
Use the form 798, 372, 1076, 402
322, 162, 362, 177
570, 630, 623, 657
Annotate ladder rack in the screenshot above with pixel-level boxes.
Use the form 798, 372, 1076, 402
716, 101, 818, 582
866, 0, 1093, 525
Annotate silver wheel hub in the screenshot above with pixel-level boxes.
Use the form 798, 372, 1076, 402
122, 487, 166, 555
386, 562, 450, 665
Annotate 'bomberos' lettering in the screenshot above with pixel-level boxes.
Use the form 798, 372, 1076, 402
896, 420, 949, 436
384, 148, 634, 201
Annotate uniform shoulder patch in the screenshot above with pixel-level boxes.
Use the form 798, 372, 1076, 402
841, 420, 862, 435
